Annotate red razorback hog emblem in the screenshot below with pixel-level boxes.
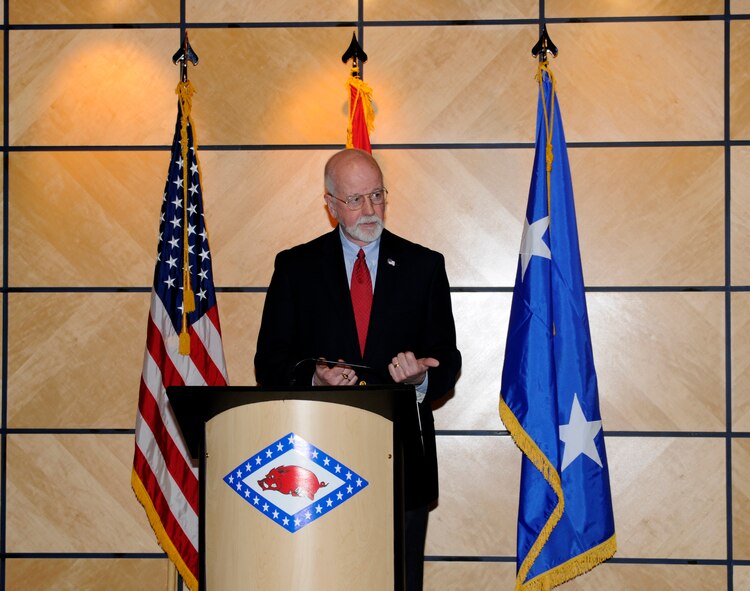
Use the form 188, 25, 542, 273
257, 465, 328, 501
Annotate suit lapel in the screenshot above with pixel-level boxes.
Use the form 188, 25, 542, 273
365, 230, 398, 361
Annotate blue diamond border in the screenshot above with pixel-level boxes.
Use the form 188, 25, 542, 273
223, 432, 369, 533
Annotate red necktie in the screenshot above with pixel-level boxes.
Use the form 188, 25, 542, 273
351, 249, 373, 356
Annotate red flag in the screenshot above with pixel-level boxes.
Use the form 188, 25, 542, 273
346, 75, 375, 152
132, 80, 228, 591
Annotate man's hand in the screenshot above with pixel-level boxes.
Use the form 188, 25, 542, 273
313, 359, 359, 386
388, 351, 439, 386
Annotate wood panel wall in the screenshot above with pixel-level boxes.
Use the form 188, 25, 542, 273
2, 1, 749, 590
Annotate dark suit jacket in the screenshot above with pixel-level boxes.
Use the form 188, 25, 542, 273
255, 227, 461, 508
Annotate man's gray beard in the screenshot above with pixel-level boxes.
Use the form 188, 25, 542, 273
344, 215, 384, 243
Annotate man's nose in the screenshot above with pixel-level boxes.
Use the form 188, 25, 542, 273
361, 194, 375, 214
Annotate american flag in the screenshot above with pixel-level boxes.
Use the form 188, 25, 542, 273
132, 80, 228, 591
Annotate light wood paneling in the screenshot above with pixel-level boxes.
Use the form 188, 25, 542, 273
431, 436, 726, 561
198, 149, 334, 287
731, 147, 750, 284
219, 292, 266, 386
424, 562, 516, 590
187, 0, 357, 22
380, 149, 532, 287
731, 21, 750, 140
10, 1, 178, 24
550, 22, 723, 142
435, 293, 510, 431
427, 436, 519, 556
6, 434, 161, 552
185, 28, 354, 146
733, 439, 750, 559
9, 29, 177, 146
571, 147, 724, 286
7, 293, 149, 429
365, 0, 536, 20
365, 26, 537, 144
588, 292, 725, 432
733, 0, 750, 13
546, 0, 723, 17
8, 151, 164, 287
733, 294, 750, 431
735, 567, 750, 590
6, 558, 171, 591
609, 437, 726, 559
556, 564, 726, 591
203, 148, 532, 288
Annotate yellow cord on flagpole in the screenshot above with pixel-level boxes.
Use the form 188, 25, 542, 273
177, 80, 196, 355
537, 60, 556, 221
345, 71, 375, 149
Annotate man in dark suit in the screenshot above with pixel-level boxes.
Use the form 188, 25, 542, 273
255, 148, 461, 590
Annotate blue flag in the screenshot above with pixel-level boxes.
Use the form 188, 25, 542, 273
500, 61, 616, 590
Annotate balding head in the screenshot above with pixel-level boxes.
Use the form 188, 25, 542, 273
324, 148, 383, 196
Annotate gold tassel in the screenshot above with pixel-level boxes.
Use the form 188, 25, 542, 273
345, 75, 375, 149
178, 330, 191, 355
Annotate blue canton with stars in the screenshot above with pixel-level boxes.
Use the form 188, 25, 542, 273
224, 432, 369, 533
154, 102, 218, 333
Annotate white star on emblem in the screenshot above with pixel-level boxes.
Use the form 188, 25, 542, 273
276, 442, 284, 451
519, 215, 551, 281
282, 517, 289, 526
323, 457, 330, 466
326, 499, 333, 507
315, 505, 322, 514
559, 393, 604, 471
273, 510, 279, 519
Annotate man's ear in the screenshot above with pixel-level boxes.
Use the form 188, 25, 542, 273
325, 194, 337, 219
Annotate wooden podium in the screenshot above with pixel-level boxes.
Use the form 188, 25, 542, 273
167, 385, 416, 590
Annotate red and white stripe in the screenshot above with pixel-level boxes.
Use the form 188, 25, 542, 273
133, 291, 228, 588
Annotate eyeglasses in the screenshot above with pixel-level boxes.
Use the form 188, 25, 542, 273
327, 188, 388, 211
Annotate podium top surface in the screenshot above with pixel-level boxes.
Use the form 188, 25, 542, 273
167, 385, 417, 459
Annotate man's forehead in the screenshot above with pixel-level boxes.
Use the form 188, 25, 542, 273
334, 160, 383, 190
